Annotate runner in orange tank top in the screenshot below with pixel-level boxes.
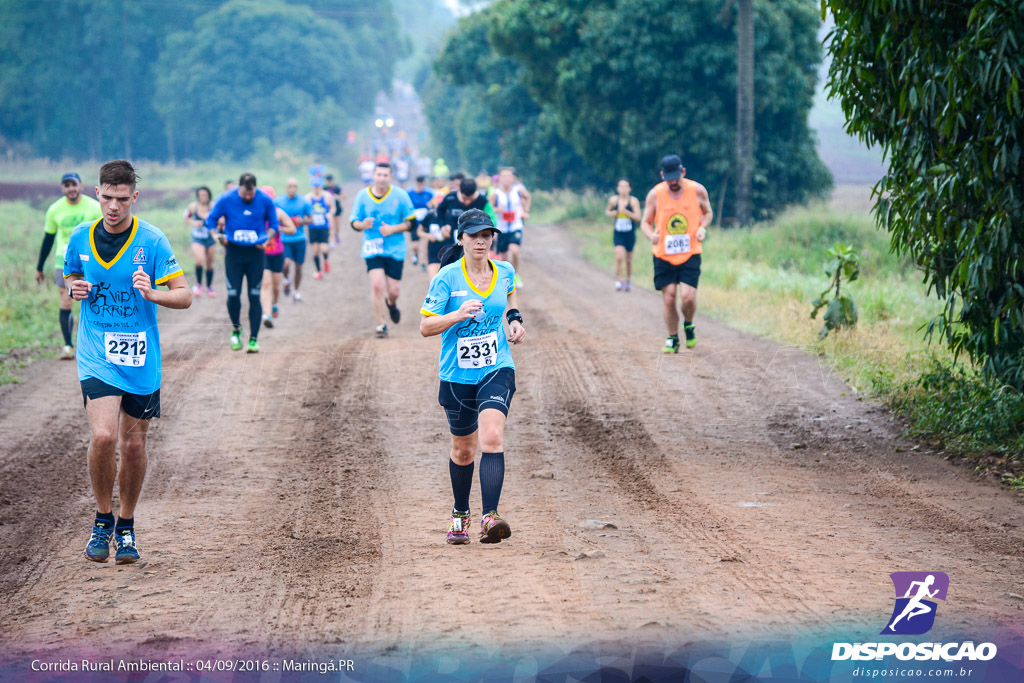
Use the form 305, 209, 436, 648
640, 154, 713, 353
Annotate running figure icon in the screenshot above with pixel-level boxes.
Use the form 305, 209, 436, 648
882, 571, 949, 635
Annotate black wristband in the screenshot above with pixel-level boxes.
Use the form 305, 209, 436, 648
506, 308, 523, 325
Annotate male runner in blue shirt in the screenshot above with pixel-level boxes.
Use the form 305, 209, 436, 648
64, 159, 191, 564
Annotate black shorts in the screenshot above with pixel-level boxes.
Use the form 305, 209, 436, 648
438, 367, 516, 436
428, 240, 452, 265
308, 227, 330, 244
496, 230, 522, 254
264, 252, 284, 273
613, 229, 636, 252
653, 254, 701, 290
364, 256, 403, 280
409, 228, 420, 242
81, 377, 160, 420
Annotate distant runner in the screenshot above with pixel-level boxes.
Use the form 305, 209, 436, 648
186, 186, 217, 297
492, 168, 531, 289
420, 209, 525, 545
258, 185, 296, 329
605, 179, 641, 292
433, 178, 497, 280
640, 155, 713, 353
277, 179, 312, 302
349, 163, 415, 338
35, 171, 102, 360
407, 174, 435, 269
64, 160, 191, 564
306, 178, 333, 279
324, 174, 346, 246
206, 173, 279, 352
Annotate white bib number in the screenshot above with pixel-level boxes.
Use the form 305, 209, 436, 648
105, 331, 147, 367
233, 229, 259, 244
192, 225, 210, 239
362, 237, 384, 257
614, 217, 633, 232
414, 208, 428, 221
429, 223, 442, 240
457, 332, 499, 369
312, 212, 327, 227
664, 233, 691, 255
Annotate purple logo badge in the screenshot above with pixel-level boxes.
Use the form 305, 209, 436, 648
882, 571, 949, 635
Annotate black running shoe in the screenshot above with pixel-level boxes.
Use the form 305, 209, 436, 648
386, 298, 401, 324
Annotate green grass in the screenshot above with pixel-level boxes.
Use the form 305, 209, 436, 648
540, 190, 1024, 474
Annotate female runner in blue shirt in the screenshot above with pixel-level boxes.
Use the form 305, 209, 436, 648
420, 209, 526, 545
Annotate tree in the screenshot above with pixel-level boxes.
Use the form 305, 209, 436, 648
488, 0, 831, 219
823, 0, 1024, 387
735, 0, 755, 225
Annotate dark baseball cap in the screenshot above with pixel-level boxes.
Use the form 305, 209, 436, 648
660, 155, 683, 180
457, 208, 496, 236
61, 172, 81, 184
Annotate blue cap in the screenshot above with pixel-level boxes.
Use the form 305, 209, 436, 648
61, 172, 81, 184
310, 176, 324, 187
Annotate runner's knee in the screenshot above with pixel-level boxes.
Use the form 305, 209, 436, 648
91, 429, 117, 452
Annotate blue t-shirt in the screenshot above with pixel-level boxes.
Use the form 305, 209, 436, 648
63, 217, 183, 394
349, 185, 415, 261
408, 188, 434, 210
421, 258, 517, 384
205, 188, 278, 246
276, 195, 313, 243
307, 193, 332, 231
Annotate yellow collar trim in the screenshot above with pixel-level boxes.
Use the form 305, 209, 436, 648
461, 257, 497, 298
368, 186, 392, 203
90, 216, 139, 269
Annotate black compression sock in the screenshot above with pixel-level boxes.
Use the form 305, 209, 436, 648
195, 265, 204, 286
313, 255, 321, 272
449, 459, 474, 514
96, 512, 115, 526
479, 452, 505, 514
115, 516, 134, 531
206, 268, 214, 287
59, 309, 73, 346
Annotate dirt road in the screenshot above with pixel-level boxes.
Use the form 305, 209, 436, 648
1, 212, 1021, 664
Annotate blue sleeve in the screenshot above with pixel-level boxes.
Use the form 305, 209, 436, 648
399, 192, 415, 222
421, 270, 451, 317
206, 196, 226, 230
503, 263, 516, 295
349, 194, 365, 223
154, 233, 183, 285
63, 230, 83, 277
265, 196, 279, 230
301, 200, 312, 218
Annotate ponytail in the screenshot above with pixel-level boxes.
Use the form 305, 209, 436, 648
438, 243, 464, 269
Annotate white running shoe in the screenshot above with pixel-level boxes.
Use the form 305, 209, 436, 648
191, 284, 202, 295
615, 280, 623, 291
293, 291, 302, 302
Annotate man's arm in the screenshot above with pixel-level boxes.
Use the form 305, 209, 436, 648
640, 187, 658, 243
136, 272, 192, 309
696, 183, 713, 240
519, 186, 531, 216
35, 207, 58, 281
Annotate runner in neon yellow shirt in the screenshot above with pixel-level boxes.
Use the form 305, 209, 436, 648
35, 172, 102, 360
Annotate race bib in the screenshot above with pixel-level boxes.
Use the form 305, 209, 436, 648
362, 237, 384, 257
429, 223, 442, 240
104, 331, 147, 367
457, 332, 499, 369
192, 224, 209, 239
233, 229, 259, 244
501, 210, 517, 223
312, 211, 327, 227
665, 233, 691, 255
414, 208, 428, 221
614, 217, 633, 232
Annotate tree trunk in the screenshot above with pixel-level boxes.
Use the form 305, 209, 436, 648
736, 0, 754, 226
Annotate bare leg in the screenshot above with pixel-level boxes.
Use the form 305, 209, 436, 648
369, 268, 388, 325
477, 409, 507, 453
661, 283, 679, 336
451, 432, 478, 466
625, 250, 633, 282
260, 269, 274, 314
116, 409, 150, 519
86, 396, 121, 514
614, 245, 626, 281
680, 283, 698, 323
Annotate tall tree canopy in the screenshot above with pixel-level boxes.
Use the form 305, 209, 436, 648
823, 0, 1024, 387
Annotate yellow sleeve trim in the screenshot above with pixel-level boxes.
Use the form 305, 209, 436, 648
420, 308, 440, 317
155, 269, 184, 285
64, 273, 83, 278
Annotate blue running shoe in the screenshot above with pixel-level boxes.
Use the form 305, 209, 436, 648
114, 527, 140, 564
84, 519, 114, 562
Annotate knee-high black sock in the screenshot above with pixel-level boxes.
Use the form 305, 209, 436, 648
313, 254, 321, 272
195, 265, 204, 286
205, 267, 214, 288
59, 309, 73, 346
449, 459, 474, 513
479, 452, 505, 514
248, 291, 262, 339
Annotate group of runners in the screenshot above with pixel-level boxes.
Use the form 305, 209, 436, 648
34, 151, 710, 560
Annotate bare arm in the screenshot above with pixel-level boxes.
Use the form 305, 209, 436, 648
624, 196, 642, 221
696, 183, 713, 239
506, 290, 524, 344
640, 187, 659, 243
420, 299, 482, 337
133, 270, 192, 309
604, 196, 619, 218
276, 207, 296, 235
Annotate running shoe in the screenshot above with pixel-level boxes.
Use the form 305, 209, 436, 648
84, 519, 114, 562
113, 527, 140, 564
514, 275, 523, 289
375, 324, 388, 339
386, 298, 401, 324
207, 286, 216, 297
662, 335, 680, 354
420, 264, 427, 272
247, 338, 260, 353
262, 314, 274, 329
230, 330, 243, 351
283, 278, 291, 295
293, 291, 303, 302
313, 271, 323, 280
615, 280, 623, 291
324, 259, 331, 273
479, 510, 511, 544
192, 283, 202, 295
624, 281, 631, 292
271, 305, 279, 319
411, 252, 419, 266
446, 510, 471, 545
683, 322, 697, 349
60, 345, 75, 360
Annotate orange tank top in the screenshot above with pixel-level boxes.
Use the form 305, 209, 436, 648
652, 179, 702, 265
